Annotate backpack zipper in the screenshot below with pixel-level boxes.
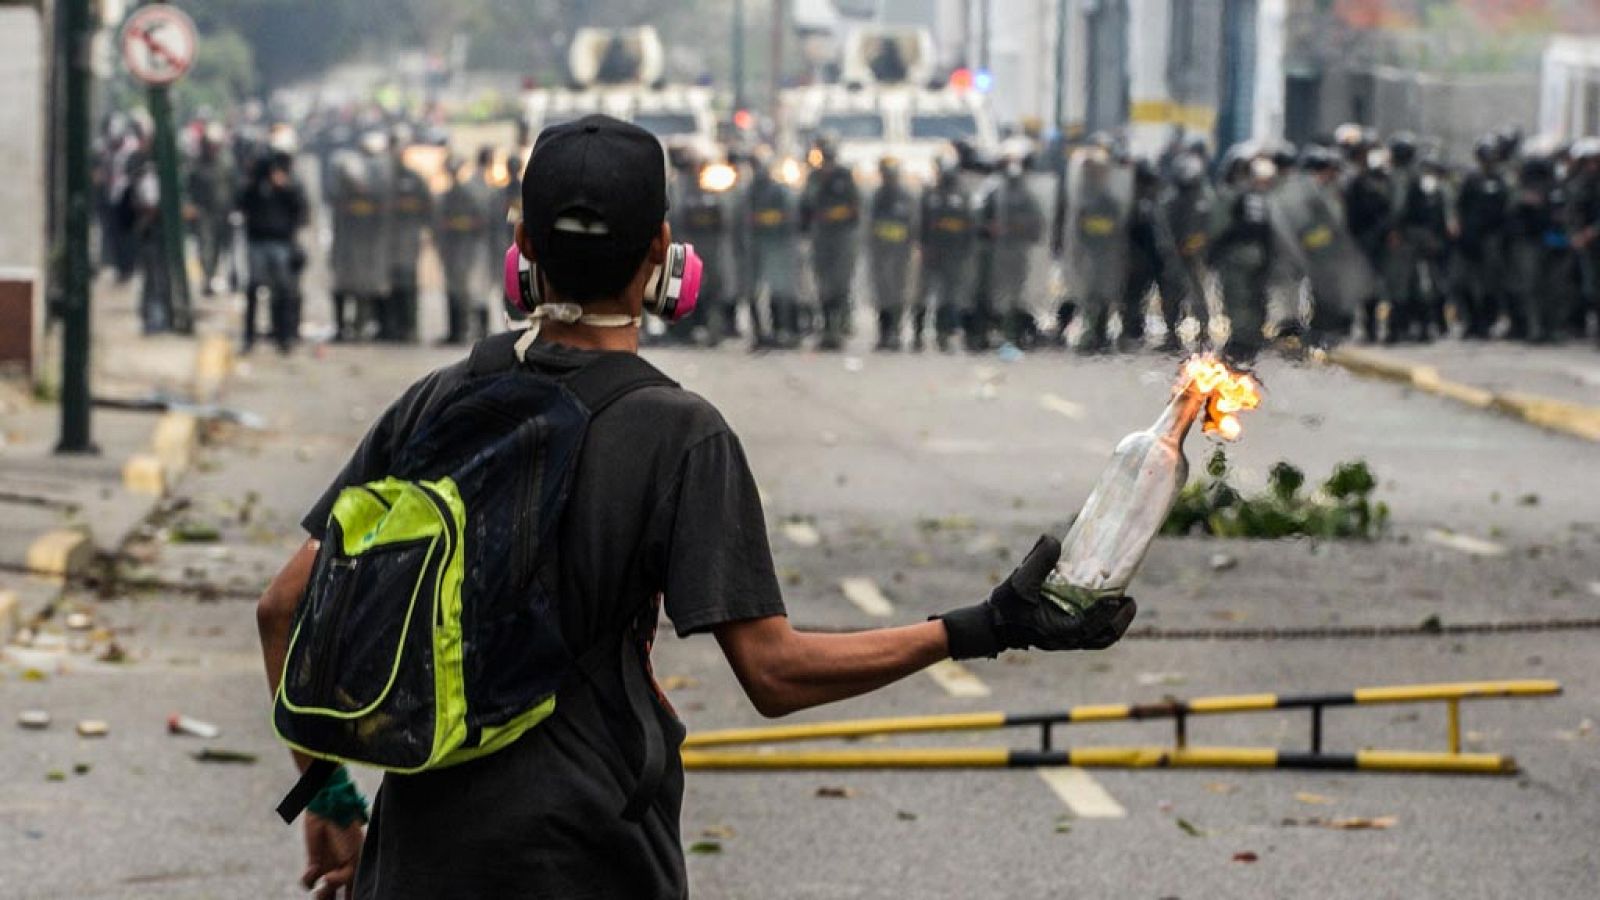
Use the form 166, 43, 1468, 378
416, 483, 459, 629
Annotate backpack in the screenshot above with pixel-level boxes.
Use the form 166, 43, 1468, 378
274, 333, 678, 824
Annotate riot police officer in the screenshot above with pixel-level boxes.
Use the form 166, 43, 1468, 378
868, 156, 916, 350
1210, 154, 1276, 363
385, 129, 433, 343
435, 156, 488, 345
1455, 136, 1510, 340
916, 155, 976, 352
1507, 149, 1574, 343
328, 131, 393, 342
1341, 129, 1393, 343
1119, 159, 1178, 352
801, 134, 862, 351
1066, 145, 1132, 354
1161, 152, 1215, 351
743, 150, 803, 349
1568, 140, 1600, 344
980, 152, 1046, 348
1384, 133, 1448, 342
675, 150, 739, 342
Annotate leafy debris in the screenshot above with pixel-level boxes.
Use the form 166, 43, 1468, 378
1163, 451, 1389, 540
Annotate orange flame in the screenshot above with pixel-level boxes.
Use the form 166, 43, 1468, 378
1177, 355, 1262, 441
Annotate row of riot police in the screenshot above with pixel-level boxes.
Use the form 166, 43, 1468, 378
326, 129, 512, 345
664, 135, 1046, 354
1055, 122, 1600, 365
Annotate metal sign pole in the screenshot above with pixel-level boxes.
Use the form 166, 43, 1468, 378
149, 80, 193, 334
56, 0, 96, 455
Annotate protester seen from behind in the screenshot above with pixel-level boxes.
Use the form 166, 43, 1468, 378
255, 115, 1136, 900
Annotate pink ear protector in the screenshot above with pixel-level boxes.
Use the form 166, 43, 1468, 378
504, 243, 702, 323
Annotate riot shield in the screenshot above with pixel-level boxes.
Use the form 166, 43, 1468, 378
1267, 173, 1374, 318
1063, 149, 1133, 328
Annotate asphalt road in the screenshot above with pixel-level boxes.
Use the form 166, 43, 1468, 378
2, 303, 1598, 897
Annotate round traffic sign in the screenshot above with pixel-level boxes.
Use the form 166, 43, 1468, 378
120, 5, 198, 87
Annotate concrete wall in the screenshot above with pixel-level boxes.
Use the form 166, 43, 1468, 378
1309, 65, 1539, 162
0, 6, 47, 376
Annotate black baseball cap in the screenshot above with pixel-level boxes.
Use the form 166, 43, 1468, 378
522, 115, 668, 262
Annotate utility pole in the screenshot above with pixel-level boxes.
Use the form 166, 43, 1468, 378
770, 0, 786, 132
978, 0, 991, 72
961, 0, 972, 66
732, 0, 747, 115
57, 0, 95, 454
1051, 0, 1071, 255
147, 1, 193, 335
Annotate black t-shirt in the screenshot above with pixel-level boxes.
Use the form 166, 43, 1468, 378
300, 341, 787, 899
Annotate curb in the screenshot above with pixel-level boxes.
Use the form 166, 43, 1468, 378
1327, 347, 1600, 444
13, 333, 230, 622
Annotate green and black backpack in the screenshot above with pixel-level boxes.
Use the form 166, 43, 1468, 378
274, 333, 677, 823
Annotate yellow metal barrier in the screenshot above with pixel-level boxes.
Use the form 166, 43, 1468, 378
681, 680, 1559, 777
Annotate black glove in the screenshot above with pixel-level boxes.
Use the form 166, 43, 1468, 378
937, 535, 1138, 660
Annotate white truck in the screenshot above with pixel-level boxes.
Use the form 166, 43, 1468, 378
522, 27, 722, 160
780, 26, 997, 188
1539, 37, 1600, 141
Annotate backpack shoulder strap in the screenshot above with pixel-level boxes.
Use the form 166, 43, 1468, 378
561, 352, 678, 418
465, 331, 524, 377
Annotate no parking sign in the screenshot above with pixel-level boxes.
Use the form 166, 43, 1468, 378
120, 4, 197, 87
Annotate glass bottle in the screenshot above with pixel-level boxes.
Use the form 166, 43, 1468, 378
1042, 386, 1207, 611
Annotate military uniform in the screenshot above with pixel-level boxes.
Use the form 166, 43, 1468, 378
1343, 167, 1392, 342
1454, 163, 1509, 339
1068, 163, 1132, 354
801, 163, 862, 351
916, 172, 976, 352
743, 169, 803, 347
1209, 184, 1275, 363
328, 151, 392, 341
1506, 159, 1575, 343
1119, 164, 1179, 350
1161, 177, 1214, 348
435, 175, 488, 344
1385, 161, 1451, 342
386, 159, 433, 342
868, 176, 917, 350
1564, 159, 1600, 342
979, 170, 1046, 348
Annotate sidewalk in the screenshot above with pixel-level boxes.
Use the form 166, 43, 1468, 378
1328, 341, 1600, 442
0, 275, 234, 640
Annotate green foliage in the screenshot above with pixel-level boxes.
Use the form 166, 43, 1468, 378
1161, 451, 1389, 541
174, 29, 258, 119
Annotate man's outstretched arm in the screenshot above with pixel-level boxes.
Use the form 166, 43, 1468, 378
714, 617, 950, 718
714, 537, 1136, 719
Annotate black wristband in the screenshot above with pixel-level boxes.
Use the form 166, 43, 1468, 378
937, 604, 1002, 661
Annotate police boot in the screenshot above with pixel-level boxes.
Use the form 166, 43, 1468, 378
439, 295, 467, 346
1361, 298, 1381, 344
1157, 317, 1182, 353
332, 293, 351, 343
964, 310, 991, 354
819, 304, 844, 352
876, 308, 902, 352
910, 307, 927, 353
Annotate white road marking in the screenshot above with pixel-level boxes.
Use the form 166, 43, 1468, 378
782, 521, 822, 548
1423, 529, 1507, 558
839, 577, 893, 618
1587, 582, 1600, 599
1039, 393, 1086, 421
924, 659, 992, 698
1038, 767, 1127, 819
